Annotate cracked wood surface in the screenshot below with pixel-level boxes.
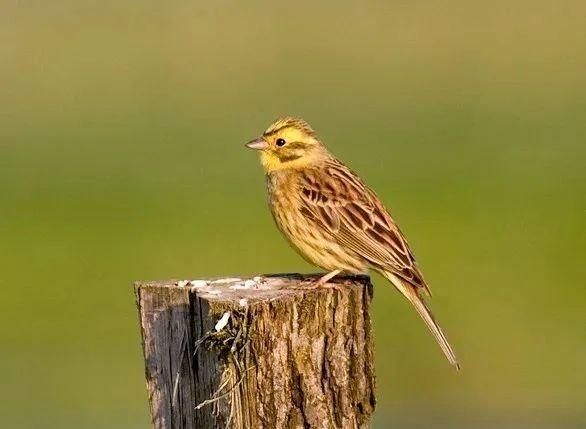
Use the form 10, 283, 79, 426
135, 274, 376, 429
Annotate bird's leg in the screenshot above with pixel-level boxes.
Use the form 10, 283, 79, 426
311, 269, 343, 288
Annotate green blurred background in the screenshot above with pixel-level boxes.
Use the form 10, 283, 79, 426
1, 1, 585, 428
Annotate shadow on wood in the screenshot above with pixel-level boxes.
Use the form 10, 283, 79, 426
135, 274, 376, 429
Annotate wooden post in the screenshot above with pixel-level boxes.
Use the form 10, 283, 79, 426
135, 274, 376, 429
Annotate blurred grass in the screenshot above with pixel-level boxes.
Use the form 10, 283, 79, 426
1, 1, 585, 428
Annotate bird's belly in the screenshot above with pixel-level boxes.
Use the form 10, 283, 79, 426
272, 201, 367, 274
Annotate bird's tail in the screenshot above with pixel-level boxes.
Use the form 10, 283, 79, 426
382, 271, 460, 370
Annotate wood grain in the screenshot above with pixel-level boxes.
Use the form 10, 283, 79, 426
135, 274, 376, 429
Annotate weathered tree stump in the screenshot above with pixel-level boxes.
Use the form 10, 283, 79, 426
135, 274, 376, 429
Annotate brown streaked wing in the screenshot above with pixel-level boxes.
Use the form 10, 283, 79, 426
298, 159, 429, 292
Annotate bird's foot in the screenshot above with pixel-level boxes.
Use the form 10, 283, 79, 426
297, 270, 342, 289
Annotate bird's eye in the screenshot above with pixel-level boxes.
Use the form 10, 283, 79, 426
276, 138, 286, 147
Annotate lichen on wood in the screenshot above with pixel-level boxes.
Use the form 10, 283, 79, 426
135, 274, 376, 429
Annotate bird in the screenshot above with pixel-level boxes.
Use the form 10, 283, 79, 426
245, 117, 459, 369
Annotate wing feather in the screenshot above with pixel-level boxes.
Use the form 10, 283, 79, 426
298, 159, 429, 292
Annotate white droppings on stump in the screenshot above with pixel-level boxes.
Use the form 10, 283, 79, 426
230, 279, 257, 290
210, 278, 241, 285
214, 311, 231, 332
190, 280, 208, 288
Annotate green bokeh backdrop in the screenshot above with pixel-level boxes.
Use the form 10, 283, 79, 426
1, 1, 585, 428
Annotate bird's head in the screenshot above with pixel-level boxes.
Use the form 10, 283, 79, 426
245, 117, 326, 172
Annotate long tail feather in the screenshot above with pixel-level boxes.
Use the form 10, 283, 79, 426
383, 271, 460, 370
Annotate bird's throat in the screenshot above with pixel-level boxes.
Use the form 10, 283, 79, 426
260, 149, 327, 173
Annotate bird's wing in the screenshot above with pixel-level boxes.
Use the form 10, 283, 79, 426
298, 159, 430, 293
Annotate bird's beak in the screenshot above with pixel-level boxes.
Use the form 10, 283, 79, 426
245, 137, 268, 151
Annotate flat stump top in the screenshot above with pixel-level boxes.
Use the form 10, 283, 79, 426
136, 273, 372, 305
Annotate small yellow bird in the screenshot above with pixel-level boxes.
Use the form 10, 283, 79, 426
246, 117, 459, 369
